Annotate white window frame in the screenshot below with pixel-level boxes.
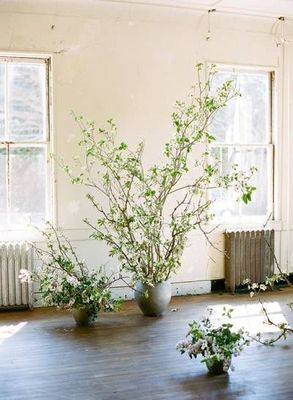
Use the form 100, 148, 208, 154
0, 55, 53, 231
208, 64, 275, 226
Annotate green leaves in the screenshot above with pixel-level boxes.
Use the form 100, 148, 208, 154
86, 146, 96, 157
205, 164, 216, 177
206, 133, 216, 143
144, 188, 156, 197
204, 96, 217, 111
242, 186, 256, 204
119, 142, 128, 151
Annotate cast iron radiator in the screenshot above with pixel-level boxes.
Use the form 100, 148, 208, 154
224, 230, 274, 293
0, 242, 33, 309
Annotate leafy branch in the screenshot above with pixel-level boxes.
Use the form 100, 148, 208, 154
59, 64, 255, 285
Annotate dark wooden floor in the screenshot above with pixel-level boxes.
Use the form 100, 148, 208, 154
1, 289, 293, 400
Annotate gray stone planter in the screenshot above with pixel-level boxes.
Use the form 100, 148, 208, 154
71, 307, 97, 326
134, 281, 171, 317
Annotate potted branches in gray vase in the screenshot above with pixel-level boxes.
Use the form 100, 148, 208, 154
61, 64, 255, 316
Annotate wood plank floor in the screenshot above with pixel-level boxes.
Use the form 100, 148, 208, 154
1, 288, 293, 400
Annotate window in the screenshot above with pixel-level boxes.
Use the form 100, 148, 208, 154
0, 57, 50, 228
209, 67, 274, 221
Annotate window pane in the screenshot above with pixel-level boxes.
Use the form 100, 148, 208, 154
8, 63, 46, 141
0, 63, 5, 139
210, 146, 269, 219
241, 148, 268, 217
210, 71, 270, 144
10, 146, 47, 225
0, 147, 7, 225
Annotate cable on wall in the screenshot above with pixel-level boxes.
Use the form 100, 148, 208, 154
206, 8, 216, 41
272, 16, 291, 47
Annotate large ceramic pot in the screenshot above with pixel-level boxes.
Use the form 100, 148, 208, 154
134, 281, 172, 317
206, 358, 231, 375
71, 307, 97, 326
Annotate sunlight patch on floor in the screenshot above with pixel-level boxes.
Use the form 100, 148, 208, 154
207, 302, 288, 334
0, 322, 27, 345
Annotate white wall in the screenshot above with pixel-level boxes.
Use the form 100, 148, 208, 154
1, 0, 293, 298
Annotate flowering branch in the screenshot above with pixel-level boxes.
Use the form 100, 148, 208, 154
19, 222, 122, 317
59, 64, 255, 286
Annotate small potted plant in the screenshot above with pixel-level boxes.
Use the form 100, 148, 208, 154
176, 308, 250, 375
19, 223, 121, 326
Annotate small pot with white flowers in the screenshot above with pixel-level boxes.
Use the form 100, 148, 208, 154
19, 223, 121, 326
176, 307, 250, 375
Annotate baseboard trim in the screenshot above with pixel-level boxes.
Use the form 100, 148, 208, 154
31, 280, 213, 306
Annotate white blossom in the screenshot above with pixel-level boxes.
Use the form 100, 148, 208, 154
19, 269, 32, 283
67, 276, 79, 287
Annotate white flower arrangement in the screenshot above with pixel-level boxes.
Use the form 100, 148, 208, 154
176, 308, 250, 373
20, 222, 121, 320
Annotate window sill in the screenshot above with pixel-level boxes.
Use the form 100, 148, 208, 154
0, 227, 44, 242
206, 219, 282, 233
0, 226, 92, 242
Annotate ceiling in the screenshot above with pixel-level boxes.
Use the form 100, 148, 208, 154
1, 0, 293, 20
114, 0, 293, 19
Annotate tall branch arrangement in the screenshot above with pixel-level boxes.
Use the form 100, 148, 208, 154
61, 64, 255, 286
